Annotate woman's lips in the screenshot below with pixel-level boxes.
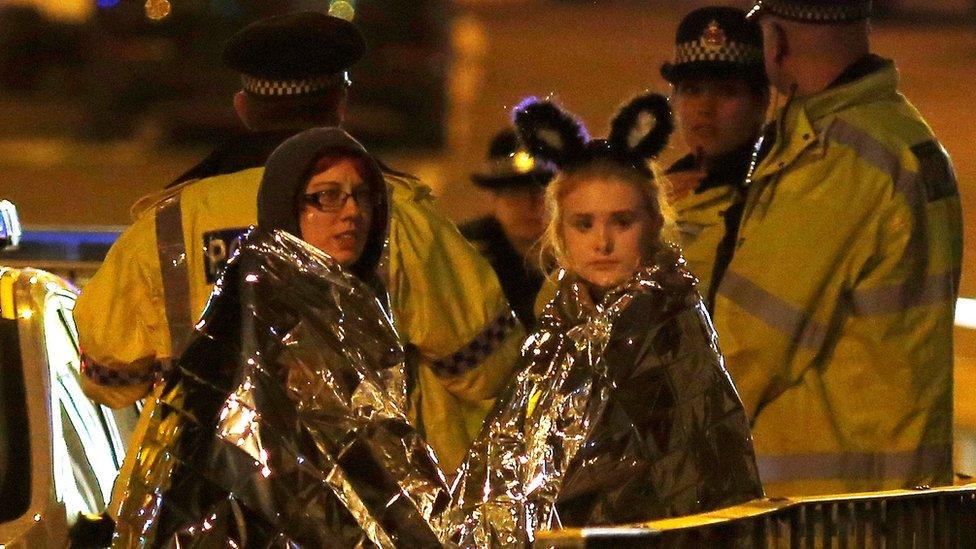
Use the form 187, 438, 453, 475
588, 259, 619, 269
333, 229, 363, 249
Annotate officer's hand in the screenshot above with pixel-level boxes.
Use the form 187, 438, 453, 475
664, 169, 706, 203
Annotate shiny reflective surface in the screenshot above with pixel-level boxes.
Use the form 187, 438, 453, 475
114, 232, 761, 547
0, 266, 134, 548
115, 229, 447, 547
446, 246, 763, 546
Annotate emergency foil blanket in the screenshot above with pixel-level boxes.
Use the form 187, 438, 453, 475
443, 246, 763, 546
114, 229, 450, 548
114, 230, 761, 548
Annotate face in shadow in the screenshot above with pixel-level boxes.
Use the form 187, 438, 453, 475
672, 76, 768, 160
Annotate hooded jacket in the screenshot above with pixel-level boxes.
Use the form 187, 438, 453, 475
113, 229, 448, 547
256, 127, 391, 287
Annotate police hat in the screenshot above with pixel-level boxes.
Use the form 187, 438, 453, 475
222, 11, 366, 97
470, 129, 556, 191
746, 0, 872, 24
661, 7, 766, 85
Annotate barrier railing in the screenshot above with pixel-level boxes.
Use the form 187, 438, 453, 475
537, 483, 976, 548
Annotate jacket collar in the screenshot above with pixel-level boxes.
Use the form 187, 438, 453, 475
168, 130, 301, 187
804, 56, 896, 122
667, 144, 755, 194
751, 58, 898, 182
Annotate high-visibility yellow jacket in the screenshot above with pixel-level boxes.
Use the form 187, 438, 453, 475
668, 148, 753, 302
712, 60, 963, 497
674, 184, 736, 296
75, 157, 524, 511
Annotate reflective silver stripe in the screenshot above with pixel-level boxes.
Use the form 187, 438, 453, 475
757, 445, 952, 484
828, 118, 930, 280
828, 118, 922, 206
850, 271, 957, 316
155, 195, 193, 360
718, 271, 828, 351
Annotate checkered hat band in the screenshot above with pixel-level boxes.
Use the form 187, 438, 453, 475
242, 72, 348, 97
674, 40, 763, 65
431, 310, 520, 377
81, 354, 160, 387
758, 0, 871, 22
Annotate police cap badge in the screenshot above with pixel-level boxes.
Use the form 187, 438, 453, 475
661, 7, 766, 85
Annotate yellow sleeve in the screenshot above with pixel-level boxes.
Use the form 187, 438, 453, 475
75, 210, 170, 409
533, 277, 558, 320
815, 167, 959, 487
386, 174, 524, 405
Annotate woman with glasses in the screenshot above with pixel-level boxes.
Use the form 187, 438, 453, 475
256, 127, 390, 287
114, 128, 454, 546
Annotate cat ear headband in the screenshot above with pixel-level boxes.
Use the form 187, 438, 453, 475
512, 92, 674, 175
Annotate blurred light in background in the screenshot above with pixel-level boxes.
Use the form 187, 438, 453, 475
144, 0, 171, 21
957, 298, 976, 330
96, 0, 120, 9
11, 0, 93, 22
329, 0, 356, 21
513, 151, 535, 173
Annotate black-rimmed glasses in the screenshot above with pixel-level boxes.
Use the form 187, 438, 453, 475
300, 187, 372, 213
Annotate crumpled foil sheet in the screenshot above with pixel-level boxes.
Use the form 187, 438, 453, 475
114, 229, 449, 548
444, 247, 763, 547
113, 232, 760, 548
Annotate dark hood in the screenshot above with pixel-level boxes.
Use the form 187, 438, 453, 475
257, 127, 390, 281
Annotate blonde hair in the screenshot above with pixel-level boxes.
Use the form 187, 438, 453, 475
539, 160, 676, 274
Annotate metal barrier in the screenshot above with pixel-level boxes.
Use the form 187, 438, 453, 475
537, 484, 976, 548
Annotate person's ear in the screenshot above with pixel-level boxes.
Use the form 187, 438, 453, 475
233, 91, 251, 129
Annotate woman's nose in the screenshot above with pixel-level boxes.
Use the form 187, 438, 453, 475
595, 226, 613, 254
339, 193, 362, 219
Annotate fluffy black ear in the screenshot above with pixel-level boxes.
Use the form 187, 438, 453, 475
608, 92, 673, 160
512, 97, 588, 166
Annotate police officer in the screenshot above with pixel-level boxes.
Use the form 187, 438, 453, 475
75, 11, 524, 515
711, 0, 963, 496
661, 6, 769, 310
460, 129, 555, 328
